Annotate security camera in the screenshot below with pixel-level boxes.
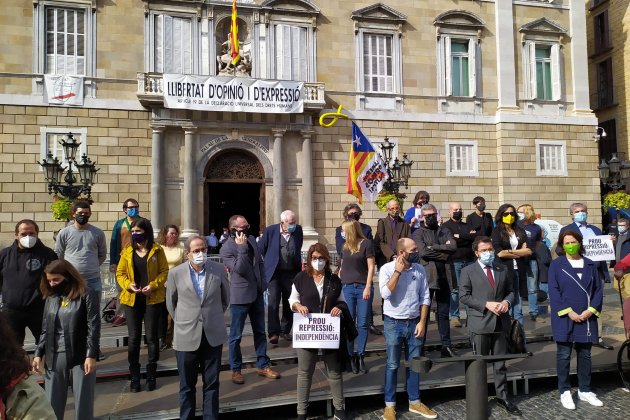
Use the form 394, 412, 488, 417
595, 126, 607, 142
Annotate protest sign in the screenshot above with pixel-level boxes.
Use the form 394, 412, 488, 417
292, 313, 340, 349
583, 235, 615, 261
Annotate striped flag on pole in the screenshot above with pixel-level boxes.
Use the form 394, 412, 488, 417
230, 0, 241, 65
346, 123, 388, 204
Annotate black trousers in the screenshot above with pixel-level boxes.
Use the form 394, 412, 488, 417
176, 332, 222, 420
2, 304, 44, 346
426, 287, 451, 347
267, 270, 297, 336
471, 324, 508, 400
124, 296, 161, 368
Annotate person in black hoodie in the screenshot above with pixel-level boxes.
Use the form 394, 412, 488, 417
0, 219, 57, 346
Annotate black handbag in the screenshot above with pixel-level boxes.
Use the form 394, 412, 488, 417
506, 319, 527, 354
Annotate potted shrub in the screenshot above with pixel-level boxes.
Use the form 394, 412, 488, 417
603, 190, 630, 221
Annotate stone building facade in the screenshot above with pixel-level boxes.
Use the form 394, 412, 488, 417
0, 0, 600, 250
586, 0, 629, 177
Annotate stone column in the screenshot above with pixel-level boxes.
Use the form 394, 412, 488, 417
300, 130, 318, 246
150, 126, 165, 233
569, 0, 591, 114
272, 129, 286, 221
495, 0, 518, 112
182, 127, 199, 237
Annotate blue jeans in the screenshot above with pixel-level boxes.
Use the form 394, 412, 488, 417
383, 316, 424, 404
228, 293, 269, 371
450, 260, 472, 319
556, 342, 592, 394
342, 283, 371, 356
86, 277, 102, 310
526, 259, 539, 316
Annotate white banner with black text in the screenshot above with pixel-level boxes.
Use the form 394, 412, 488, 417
163, 74, 304, 114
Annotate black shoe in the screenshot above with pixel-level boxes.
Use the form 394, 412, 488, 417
129, 364, 141, 393
369, 324, 383, 335
146, 363, 157, 391
529, 314, 537, 322
269, 335, 279, 345
496, 398, 522, 416
358, 355, 368, 374
350, 354, 359, 374
97, 350, 106, 361
334, 408, 347, 420
594, 338, 614, 350
441, 346, 457, 358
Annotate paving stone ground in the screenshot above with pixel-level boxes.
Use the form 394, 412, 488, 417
222, 373, 630, 420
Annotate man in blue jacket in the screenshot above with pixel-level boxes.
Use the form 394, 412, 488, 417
259, 210, 303, 344
559, 202, 613, 350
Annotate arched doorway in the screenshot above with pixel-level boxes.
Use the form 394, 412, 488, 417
204, 150, 265, 237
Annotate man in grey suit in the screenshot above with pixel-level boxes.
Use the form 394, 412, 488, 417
459, 236, 522, 416
220, 215, 280, 385
166, 235, 229, 420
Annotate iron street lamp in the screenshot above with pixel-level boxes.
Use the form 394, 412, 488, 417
598, 152, 630, 191
37, 133, 99, 201
379, 137, 414, 194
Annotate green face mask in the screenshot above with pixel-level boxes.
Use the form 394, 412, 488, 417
563, 243, 580, 256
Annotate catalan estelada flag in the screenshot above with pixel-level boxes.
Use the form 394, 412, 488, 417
347, 122, 388, 204
230, 0, 240, 65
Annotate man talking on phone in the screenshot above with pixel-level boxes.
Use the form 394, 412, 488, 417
379, 238, 436, 419
220, 215, 280, 385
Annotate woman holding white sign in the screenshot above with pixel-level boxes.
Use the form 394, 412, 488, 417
289, 243, 350, 420
549, 230, 604, 410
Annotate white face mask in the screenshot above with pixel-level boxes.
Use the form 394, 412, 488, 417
192, 251, 207, 266
19, 235, 37, 249
311, 259, 326, 272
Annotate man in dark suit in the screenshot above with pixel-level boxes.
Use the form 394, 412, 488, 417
166, 235, 229, 420
558, 202, 613, 350
374, 199, 410, 268
259, 209, 303, 344
460, 236, 522, 416
220, 215, 280, 384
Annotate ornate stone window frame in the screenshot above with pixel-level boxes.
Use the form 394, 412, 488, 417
352, 3, 406, 111
32, 0, 97, 97
143, 1, 201, 75
260, 0, 319, 82
434, 10, 484, 114
519, 17, 567, 102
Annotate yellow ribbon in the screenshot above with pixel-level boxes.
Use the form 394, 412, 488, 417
319, 105, 349, 128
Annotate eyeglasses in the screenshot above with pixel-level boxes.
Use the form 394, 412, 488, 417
503, 211, 517, 217
311, 257, 326, 262
424, 213, 437, 217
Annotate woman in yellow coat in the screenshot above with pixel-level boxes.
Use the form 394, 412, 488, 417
116, 217, 169, 392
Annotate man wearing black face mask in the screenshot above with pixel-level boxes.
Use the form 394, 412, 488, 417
413, 203, 457, 357
55, 201, 107, 360
441, 202, 478, 328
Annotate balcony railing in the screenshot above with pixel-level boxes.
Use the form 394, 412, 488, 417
137, 72, 326, 110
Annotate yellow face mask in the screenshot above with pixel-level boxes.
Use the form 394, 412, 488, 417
502, 215, 515, 225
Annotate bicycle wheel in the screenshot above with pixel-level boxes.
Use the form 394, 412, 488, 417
617, 339, 630, 391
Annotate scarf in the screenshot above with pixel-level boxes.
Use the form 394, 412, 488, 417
1, 372, 27, 420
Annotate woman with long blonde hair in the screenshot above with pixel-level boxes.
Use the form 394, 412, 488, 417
339, 220, 375, 374
517, 203, 543, 322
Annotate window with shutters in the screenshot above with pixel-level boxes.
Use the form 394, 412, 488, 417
434, 11, 483, 100
597, 58, 614, 108
154, 15, 193, 74
45, 7, 85, 75
536, 140, 567, 176
39, 127, 88, 172
351, 4, 405, 110
445, 141, 478, 177
272, 24, 308, 81
520, 18, 566, 102
594, 11, 611, 53
363, 33, 394, 93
